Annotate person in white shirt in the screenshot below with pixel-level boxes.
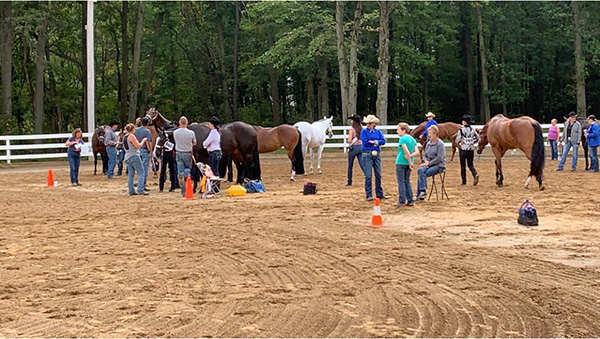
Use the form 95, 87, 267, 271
203, 116, 222, 178
173, 116, 197, 196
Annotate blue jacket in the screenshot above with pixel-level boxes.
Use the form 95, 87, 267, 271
361, 127, 386, 152
587, 123, 600, 147
420, 119, 438, 138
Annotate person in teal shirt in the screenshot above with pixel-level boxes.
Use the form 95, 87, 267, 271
396, 123, 419, 206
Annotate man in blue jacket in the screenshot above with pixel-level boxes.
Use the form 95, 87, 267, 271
586, 115, 599, 172
361, 114, 389, 201
420, 112, 439, 142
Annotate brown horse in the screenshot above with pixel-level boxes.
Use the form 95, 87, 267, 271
411, 122, 461, 161
254, 125, 304, 180
145, 107, 175, 134
92, 126, 107, 175
477, 114, 545, 190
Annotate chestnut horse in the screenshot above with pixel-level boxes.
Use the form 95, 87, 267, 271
254, 125, 304, 180
411, 122, 461, 161
145, 107, 175, 133
477, 114, 545, 190
91, 126, 107, 175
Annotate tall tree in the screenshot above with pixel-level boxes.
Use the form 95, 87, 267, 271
34, 9, 49, 135
139, 8, 165, 116
348, 1, 362, 121
460, 2, 477, 118
0, 1, 13, 120
476, 3, 490, 122
336, 1, 362, 121
128, 1, 144, 121
216, 2, 232, 122
232, 2, 241, 121
335, 2, 349, 120
318, 60, 329, 120
376, 1, 393, 125
573, 0, 586, 117
267, 33, 281, 125
119, 1, 129, 124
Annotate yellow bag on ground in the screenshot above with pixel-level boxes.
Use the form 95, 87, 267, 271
226, 184, 247, 196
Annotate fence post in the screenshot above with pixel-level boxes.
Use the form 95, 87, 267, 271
343, 128, 348, 153
6, 139, 10, 164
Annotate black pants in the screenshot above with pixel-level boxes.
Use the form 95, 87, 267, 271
160, 150, 179, 191
459, 149, 478, 184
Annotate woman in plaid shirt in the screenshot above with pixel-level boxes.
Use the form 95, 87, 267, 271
455, 114, 480, 186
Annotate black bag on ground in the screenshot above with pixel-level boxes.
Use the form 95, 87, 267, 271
518, 200, 538, 226
303, 182, 317, 195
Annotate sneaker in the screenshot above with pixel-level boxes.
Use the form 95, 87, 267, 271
417, 192, 426, 201
138, 191, 149, 196
178, 173, 185, 187
129, 192, 138, 196
345, 183, 352, 186
406, 202, 414, 207
71, 183, 78, 187
76, 182, 82, 186
555, 168, 563, 171
473, 174, 479, 186
366, 196, 374, 202
571, 168, 577, 172
379, 195, 390, 200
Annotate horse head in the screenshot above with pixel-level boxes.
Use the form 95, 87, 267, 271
95, 126, 107, 143
476, 125, 488, 155
324, 116, 334, 138
145, 107, 158, 122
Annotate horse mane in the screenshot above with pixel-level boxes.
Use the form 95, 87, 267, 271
410, 122, 426, 138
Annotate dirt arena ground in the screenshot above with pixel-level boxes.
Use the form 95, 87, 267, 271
1, 152, 599, 337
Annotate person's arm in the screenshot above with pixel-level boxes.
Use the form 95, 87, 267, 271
202, 131, 215, 149
128, 134, 146, 149
360, 129, 368, 146
377, 129, 386, 146
65, 138, 78, 147
347, 128, 355, 144
589, 125, 599, 138
401, 144, 411, 161
192, 133, 197, 147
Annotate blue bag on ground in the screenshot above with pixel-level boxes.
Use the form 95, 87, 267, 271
245, 180, 266, 193
518, 200, 538, 226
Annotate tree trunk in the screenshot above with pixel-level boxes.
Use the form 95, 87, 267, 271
348, 1, 362, 120
0, 1, 13, 120
138, 10, 164, 117
376, 1, 392, 125
216, 3, 232, 122
476, 4, 490, 122
460, 2, 476, 118
232, 1, 240, 121
423, 77, 429, 113
120, 1, 129, 124
34, 11, 48, 135
45, 46, 61, 133
335, 1, 349, 120
318, 60, 329, 120
267, 33, 281, 125
128, 1, 144, 122
306, 77, 315, 120
573, 0, 586, 117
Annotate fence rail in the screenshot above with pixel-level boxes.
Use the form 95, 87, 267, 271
0, 123, 562, 163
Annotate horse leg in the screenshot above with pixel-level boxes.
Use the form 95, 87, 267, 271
451, 142, 458, 162
493, 148, 506, 187
309, 148, 314, 174
287, 150, 295, 181
93, 153, 98, 175
317, 144, 324, 174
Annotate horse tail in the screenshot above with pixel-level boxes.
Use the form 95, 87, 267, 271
252, 144, 262, 180
530, 122, 545, 182
293, 129, 305, 175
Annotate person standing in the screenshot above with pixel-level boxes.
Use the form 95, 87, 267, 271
419, 112, 438, 142
346, 114, 364, 186
395, 123, 419, 207
416, 125, 446, 201
585, 115, 599, 172
360, 114, 388, 201
557, 111, 582, 171
104, 120, 120, 179
455, 114, 479, 186
547, 119, 560, 161
135, 117, 153, 192
173, 116, 197, 196
123, 123, 149, 196
116, 130, 126, 176
156, 129, 179, 192
203, 116, 222, 178
65, 128, 84, 186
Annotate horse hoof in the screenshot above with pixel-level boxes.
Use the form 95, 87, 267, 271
539, 185, 545, 191
290, 177, 295, 181
318, 170, 322, 174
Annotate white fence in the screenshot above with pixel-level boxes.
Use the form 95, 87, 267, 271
0, 123, 562, 163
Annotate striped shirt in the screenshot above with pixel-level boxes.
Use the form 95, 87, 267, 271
455, 126, 479, 151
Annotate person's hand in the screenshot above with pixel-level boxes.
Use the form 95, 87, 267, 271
423, 160, 429, 167
368, 140, 375, 144
409, 163, 414, 170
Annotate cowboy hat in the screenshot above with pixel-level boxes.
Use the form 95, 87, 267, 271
209, 116, 221, 126
425, 112, 436, 118
362, 114, 380, 124
347, 114, 362, 123
588, 115, 596, 121
568, 111, 577, 117
461, 114, 473, 124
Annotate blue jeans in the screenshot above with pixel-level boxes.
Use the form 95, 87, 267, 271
362, 151, 384, 199
209, 150, 222, 177
417, 165, 443, 195
549, 140, 558, 160
125, 155, 145, 194
139, 149, 150, 191
396, 164, 413, 204
347, 146, 363, 185
558, 141, 578, 170
589, 146, 599, 171
117, 148, 125, 175
106, 146, 117, 178
67, 153, 81, 184
176, 152, 193, 196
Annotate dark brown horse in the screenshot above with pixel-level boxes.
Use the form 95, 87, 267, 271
92, 126, 107, 175
477, 114, 545, 190
219, 122, 261, 184
254, 124, 304, 180
411, 122, 461, 161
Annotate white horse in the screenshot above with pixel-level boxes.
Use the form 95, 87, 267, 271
294, 117, 334, 174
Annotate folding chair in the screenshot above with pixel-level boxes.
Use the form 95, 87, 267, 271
196, 162, 223, 198
428, 168, 449, 201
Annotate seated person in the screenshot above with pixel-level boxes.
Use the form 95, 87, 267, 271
416, 125, 446, 200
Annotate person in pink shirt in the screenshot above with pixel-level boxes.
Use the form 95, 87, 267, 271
547, 118, 560, 160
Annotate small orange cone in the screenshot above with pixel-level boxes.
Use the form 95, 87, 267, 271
184, 177, 194, 200
370, 198, 383, 227
47, 169, 54, 187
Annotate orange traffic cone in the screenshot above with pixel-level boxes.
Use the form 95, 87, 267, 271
47, 169, 54, 187
184, 177, 194, 200
370, 198, 383, 227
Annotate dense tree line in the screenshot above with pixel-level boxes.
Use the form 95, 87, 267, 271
0, 1, 599, 135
